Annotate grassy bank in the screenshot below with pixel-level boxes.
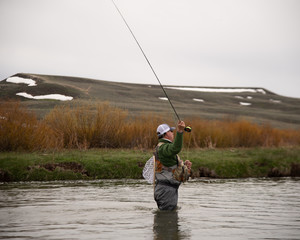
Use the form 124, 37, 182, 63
1, 147, 300, 182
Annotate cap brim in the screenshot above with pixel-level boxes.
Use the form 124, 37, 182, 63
170, 127, 175, 132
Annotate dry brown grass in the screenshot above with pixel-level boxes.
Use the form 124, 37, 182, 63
1, 100, 299, 151
185, 118, 300, 148
0, 101, 56, 151
44, 103, 164, 149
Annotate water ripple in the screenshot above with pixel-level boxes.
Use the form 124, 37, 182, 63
0, 178, 299, 240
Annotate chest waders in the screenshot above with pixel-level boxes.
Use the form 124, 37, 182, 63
153, 143, 190, 210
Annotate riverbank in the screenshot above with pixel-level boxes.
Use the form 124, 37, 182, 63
1, 147, 300, 182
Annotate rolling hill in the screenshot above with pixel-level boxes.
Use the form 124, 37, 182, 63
1, 73, 300, 129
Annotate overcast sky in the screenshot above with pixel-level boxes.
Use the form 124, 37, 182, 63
1, 0, 299, 98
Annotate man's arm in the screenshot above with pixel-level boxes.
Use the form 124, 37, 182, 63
160, 132, 183, 157
160, 121, 185, 157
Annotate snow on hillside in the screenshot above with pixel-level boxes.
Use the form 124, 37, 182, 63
6, 76, 36, 86
16, 92, 73, 101
4, 76, 73, 101
166, 87, 266, 94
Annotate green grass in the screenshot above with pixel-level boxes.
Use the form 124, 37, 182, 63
1, 147, 300, 181
182, 147, 300, 178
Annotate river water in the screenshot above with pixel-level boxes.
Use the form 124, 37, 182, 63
0, 178, 299, 240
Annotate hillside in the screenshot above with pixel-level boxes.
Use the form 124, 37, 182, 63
1, 73, 300, 129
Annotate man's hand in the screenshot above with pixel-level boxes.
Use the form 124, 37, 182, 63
177, 121, 186, 133
184, 160, 192, 170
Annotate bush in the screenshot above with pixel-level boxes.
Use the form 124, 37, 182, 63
1, 100, 299, 151
0, 101, 56, 151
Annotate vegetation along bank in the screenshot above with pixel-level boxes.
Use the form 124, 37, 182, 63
1, 101, 300, 151
1, 148, 300, 182
1, 100, 300, 181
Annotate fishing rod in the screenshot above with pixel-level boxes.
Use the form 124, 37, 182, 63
111, 0, 191, 133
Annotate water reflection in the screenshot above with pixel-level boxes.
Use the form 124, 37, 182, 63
153, 210, 190, 240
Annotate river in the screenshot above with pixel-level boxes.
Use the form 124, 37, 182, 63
0, 178, 299, 240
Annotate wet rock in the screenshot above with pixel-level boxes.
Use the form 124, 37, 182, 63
268, 167, 281, 177
291, 163, 300, 177
198, 167, 218, 178
28, 162, 89, 176
268, 167, 289, 178
0, 169, 11, 182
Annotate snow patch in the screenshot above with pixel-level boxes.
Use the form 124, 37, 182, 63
6, 76, 36, 86
16, 92, 73, 101
158, 97, 168, 101
235, 96, 253, 99
166, 87, 266, 94
239, 102, 252, 106
270, 99, 282, 103
193, 98, 205, 102
256, 89, 266, 94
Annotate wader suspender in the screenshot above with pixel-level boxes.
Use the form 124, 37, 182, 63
153, 142, 163, 191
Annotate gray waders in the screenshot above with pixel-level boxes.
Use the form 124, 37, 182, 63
154, 143, 181, 211
154, 181, 180, 211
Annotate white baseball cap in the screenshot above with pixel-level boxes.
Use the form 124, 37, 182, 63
157, 124, 175, 137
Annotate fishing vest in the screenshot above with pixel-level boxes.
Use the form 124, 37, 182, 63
154, 142, 190, 184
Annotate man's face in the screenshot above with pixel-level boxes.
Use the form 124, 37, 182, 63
165, 130, 174, 142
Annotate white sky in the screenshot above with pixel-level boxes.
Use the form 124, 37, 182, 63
0, 0, 299, 98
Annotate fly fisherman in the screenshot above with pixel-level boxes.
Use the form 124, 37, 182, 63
154, 121, 192, 210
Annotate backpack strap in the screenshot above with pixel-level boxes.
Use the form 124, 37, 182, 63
154, 142, 164, 173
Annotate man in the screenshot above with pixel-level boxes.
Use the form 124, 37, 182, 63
154, 121, 192, 210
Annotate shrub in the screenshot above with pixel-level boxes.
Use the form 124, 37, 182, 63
0, 101, 55, 151
1, 100, 299, 151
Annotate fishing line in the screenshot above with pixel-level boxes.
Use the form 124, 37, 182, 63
112, 1, 193, 177
111, 0, 182, 122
